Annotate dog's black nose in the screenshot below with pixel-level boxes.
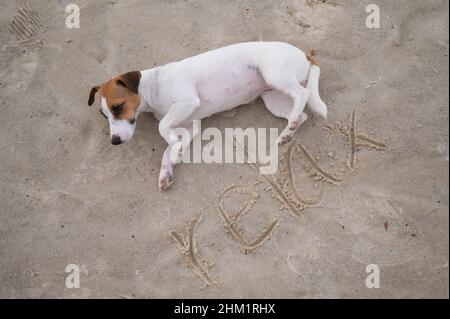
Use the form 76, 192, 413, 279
111, 135, 122, 145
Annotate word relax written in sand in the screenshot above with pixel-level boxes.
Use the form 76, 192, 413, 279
170, 215, 216, 286
170, 107, 387, 286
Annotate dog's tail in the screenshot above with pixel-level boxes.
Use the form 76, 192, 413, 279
306, 50, 327, 118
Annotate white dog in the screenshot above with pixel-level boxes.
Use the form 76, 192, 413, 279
88, 42, 327, 190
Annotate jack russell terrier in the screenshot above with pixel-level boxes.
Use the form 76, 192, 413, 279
88, 41, 327, 190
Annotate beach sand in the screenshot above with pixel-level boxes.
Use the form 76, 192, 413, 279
0, 0, 448, 298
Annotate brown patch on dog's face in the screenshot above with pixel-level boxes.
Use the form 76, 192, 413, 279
89, 71, 141, 123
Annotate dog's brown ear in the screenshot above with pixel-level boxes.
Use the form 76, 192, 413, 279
88, 85, 100, 106
116, 71, 141, 95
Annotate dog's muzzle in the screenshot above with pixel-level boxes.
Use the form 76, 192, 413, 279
111, 135, 122, 145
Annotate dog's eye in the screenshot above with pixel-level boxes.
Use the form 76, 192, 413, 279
112, 103, 124, 115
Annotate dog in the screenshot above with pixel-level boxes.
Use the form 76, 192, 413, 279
88, 41, 327, 190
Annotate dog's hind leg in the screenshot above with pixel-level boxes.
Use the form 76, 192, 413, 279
280, 84, 309, 145
261, 90, 308, 145
262, 79, 309, 145
261, 90, 293, 119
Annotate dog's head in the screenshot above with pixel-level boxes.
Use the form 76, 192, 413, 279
88, 71, 142, 145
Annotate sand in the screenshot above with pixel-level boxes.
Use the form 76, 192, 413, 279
0, 0, 448, 298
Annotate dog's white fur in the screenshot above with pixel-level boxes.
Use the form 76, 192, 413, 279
107, 42, 327, 190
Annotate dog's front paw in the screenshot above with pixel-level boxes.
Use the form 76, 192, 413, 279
159, 170, 174, 190
277, 133, 292, 146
